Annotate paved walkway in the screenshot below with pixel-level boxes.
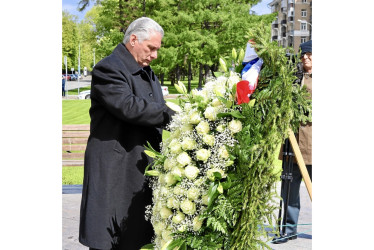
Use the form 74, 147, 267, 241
62, 182, 311, 250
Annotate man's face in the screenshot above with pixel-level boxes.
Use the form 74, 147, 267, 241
130, 32, 162, 67
301, 52, 312, 71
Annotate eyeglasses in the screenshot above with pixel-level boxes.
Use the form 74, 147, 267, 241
301, 52, 312, 58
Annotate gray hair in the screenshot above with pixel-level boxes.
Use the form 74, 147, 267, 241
123, 17, 164, 44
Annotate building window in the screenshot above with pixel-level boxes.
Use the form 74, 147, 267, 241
301, 23, 307, 30
301, 37, 306, 43
302, 0, 307, 3
301, 9, 307, 17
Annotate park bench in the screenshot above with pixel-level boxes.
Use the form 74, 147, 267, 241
62, 124, 90, 166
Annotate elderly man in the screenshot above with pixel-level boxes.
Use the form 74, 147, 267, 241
79, 17, 174, 250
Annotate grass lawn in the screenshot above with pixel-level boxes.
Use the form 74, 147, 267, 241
62, 99, 91, 124
66, 86, 91, 95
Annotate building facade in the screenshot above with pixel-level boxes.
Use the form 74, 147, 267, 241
269, 0, 312, 53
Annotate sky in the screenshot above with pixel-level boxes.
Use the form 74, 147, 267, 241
62, 0, 272, 21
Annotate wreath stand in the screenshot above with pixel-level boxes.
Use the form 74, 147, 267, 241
276, 128, 312, 237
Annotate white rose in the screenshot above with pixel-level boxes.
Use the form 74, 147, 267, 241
184, 165, 200, 180
196, 148, 211, 162
173, 184, 184, 195
160, 186, 169, 197
213, 85, 226, 97
181, 137, 197, 151
196, 121, 210, 135
211, 98, 222, 107
160, 207, 173, 219
172, 211, 185, 224
193, 178, 205, 186
187, 187, 200, 200
165, 172, 177, 186
181, 123, 193, 132
201, 195, 209, 205
169, 139, 182, 154
228, 119, 242, 134
164, 158, 176, 171
216, 124, 226, 133
180, 199, 196, 215
170, 129, 181, 139
227, 74, 241, 88
218, 146, 229, 159
193, 216, 204, 231
166, 196, 180, 209
154, 221, 166, 236
204, 106, 218, 121
171, 166, 184, 179
177, 224, 187, 232
202, 134, 215, 146
176, 152, 192, 166
189, 111, 201, 125
162, 229, 173, 241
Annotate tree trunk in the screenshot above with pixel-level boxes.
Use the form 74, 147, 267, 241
198, 63, 203, 89
160, 73, 164, 85
188, 61, 192, 92
176, 65, 180, 81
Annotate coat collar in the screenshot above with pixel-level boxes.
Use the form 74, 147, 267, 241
113, 43, 153, 76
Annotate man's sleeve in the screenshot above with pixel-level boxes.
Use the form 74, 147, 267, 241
91, 64, 174, 127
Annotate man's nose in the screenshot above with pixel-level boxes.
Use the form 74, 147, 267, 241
151, 50, 158, 59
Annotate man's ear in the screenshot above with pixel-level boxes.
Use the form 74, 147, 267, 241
129, 34, 137, 46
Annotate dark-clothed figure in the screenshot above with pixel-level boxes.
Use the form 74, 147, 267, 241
62, 76, 66, 96
79, 17, 174, 250
273, 40, 312, 244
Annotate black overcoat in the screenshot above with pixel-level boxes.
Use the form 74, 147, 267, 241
79, 43, 174, 249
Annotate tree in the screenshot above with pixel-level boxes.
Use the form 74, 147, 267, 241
62, 11, 79, 72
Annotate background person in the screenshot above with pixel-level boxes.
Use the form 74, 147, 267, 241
62, 76, 66, 97
273, 40, 312, 244
79, 17, 175, 250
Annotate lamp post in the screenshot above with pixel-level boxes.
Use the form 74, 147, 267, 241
297, 19, 312, 40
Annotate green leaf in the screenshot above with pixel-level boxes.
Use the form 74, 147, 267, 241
161, 239, 185, 250
145, 170, 160, 177
144, 150, 156, 158
140, 243, 155, 250
217, 111, 245, 119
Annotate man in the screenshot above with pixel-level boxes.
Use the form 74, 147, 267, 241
273, 40, 312, 244
79, 17, 175, 250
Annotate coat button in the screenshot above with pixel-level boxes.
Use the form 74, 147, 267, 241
149, 93, 153, 97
